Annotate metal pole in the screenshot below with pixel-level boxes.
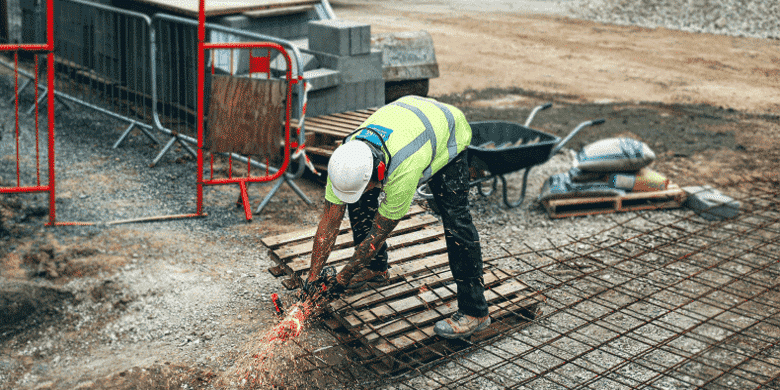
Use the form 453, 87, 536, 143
47, 0, 57, 226
197, 0, 205, 216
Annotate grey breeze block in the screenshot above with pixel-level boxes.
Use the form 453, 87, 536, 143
682, 185, 741, 221
308, 19, 371, 56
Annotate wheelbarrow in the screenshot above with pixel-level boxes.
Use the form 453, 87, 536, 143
418, 103, 605, 208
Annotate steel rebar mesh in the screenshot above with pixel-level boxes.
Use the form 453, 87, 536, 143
265, 178, 779, 390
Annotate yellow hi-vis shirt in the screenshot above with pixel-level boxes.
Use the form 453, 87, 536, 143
326, 96, 472, 220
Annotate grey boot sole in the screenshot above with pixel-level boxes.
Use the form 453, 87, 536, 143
434, 317, 491, 339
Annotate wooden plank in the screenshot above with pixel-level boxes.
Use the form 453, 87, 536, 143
242, 4, 313, 17
129, 0, 317, 17
305, 145, 336, 158
261, 204, 426, 248
303, 120, 357, 135
309, 116, 366, 128
360, 279, 531, 342
300, 123, 353, 138
272, 214, 440, 263
287, 229, 445, 273
308, 116, 366, 128
331, 112, 373, 122
345, 269, 515, 328
330, 258, 452, 312
268, 265, 285, 277
374, 293, 541, 355
544, 184, 686, 219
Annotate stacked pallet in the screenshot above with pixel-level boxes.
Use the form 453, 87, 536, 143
542, 183, 687, 219
294, 109, 377, 172
261, 205, 543, 372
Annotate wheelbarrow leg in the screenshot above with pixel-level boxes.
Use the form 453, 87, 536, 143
478, 176, 497, 197
499, 167, 533, 208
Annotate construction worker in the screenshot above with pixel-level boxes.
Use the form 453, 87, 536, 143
305, 95, 489, 339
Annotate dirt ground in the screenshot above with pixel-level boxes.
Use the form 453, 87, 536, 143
2, 1, 780, 389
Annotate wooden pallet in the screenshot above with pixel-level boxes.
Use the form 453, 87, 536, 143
294, 109, 378, 172
261, 204, 544, 372
542, 184, 687, 219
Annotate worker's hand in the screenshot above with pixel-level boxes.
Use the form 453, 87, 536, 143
300, 278, 319, 296
328, 281, 346, 298
299, 266, 338, 300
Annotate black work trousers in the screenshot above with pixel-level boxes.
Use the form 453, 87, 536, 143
349, 150, 488, 318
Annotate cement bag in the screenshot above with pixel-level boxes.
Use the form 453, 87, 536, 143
609, 167, 669, 192
574, 138, 656, 172
539, 172, 625, 203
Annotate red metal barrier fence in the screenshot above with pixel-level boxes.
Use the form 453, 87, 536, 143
197, 0, 301, 221
0, 1, 56, 225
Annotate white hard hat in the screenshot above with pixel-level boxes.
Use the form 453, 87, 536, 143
328, 141, 373, 203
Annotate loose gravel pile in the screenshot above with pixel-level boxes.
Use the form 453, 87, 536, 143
567, 0, 780, 40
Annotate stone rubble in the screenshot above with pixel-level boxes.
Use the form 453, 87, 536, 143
567, 0, 780, 40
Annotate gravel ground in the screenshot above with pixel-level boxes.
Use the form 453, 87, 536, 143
567, 0, 780, 40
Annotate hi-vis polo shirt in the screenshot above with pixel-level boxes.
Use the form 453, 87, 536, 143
325, 96, 472, 220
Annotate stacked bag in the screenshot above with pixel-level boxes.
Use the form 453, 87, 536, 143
539, 137, 668, 202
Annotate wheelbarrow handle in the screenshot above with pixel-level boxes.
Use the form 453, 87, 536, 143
550, 118, 606, 156
523, 103, 553, 127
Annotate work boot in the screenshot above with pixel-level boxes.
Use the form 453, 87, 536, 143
345, 268, 389, 290
434, 311, 491, 339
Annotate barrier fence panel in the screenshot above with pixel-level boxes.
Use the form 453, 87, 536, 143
0, 0, 56, 225
155, 12, 313, 218
3, 0, 314, 223
198, 39, 299, 221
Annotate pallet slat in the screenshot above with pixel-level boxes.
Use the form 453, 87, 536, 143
287, 235, 447, 274
271, 214, 439, 263
261, 205, 425, 248
543, 184, 686, 218
374, 293, 542, 355
345, 268, 515, 328
359, 279, 530, 343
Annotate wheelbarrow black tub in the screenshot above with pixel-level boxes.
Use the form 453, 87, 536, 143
468, 121, 561, 176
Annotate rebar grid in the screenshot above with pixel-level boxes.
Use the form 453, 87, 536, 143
274, 178, 779, 390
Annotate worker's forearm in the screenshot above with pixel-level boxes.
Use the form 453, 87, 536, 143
337, 214, 399, 285
309, 202, 346, 282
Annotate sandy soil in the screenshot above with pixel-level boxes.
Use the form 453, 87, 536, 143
334, 0, 780, 114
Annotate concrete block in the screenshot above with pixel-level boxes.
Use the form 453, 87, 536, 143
683, 185, 740, 220
302, 68, 341, 91
317, 50, 383, 83
270, 48, 319, 76
217, 15, 251, 29
308, 19, 371, 56
301, 78, 385, 118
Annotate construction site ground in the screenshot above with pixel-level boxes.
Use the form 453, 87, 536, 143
1, 1, 779, 389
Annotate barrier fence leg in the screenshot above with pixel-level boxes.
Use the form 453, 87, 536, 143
254, 177, 286, 215
113, 123, 137, 149
25, 87, 73, 115
283, 175, 313, 205
239, 181, 252, 221
150, 135, 197, 167
8, 79, 31, 104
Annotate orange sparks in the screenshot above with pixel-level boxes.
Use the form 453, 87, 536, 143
266, 302, 310, 343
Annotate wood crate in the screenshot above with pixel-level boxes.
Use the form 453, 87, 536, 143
542, 184, 687, 219
262, 204, 544, 372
